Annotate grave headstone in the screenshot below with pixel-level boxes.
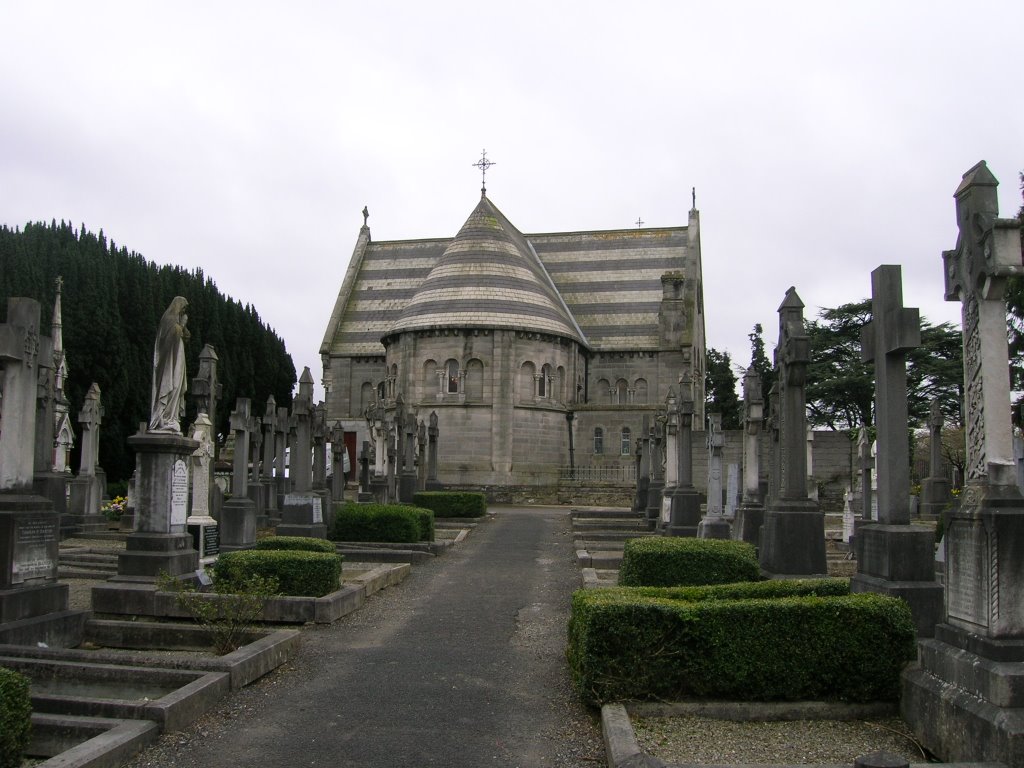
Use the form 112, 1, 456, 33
842, 487, 855, 544
358, 440, 373, 502
0, 297, 84, 646
850, 264, 943, 637
274, 405, 290, 509
857, 426, 873, 522
261, 396, 278, 520
725, 463, 739, 519
191, 343, 221, 517
278, 368, 326, 538
187, 413, 218, 565
50, 277, 74, 477
759, 287, 827, 576
734, 368, 765, 544
31, 301, 67, 517
247, 413, 267, 525
667, 359, 701, 537
920, 400, 952, 519
698, 412, 730, 538
67, 383, 105, 532
901, 161, 1024, 765
645, 417, 665, 531
398, 397, 418, 503
220, 398, 257, 551
806, 429, 818, 501
417, 419, 427, 492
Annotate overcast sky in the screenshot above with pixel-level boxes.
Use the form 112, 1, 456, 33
3, 2, 1022, 402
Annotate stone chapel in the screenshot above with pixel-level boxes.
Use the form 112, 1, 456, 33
320, 191, 706, 496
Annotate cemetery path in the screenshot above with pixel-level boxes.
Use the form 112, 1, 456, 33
122, 505, 604, 768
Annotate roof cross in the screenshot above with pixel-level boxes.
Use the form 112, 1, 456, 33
472, 150, 495, 196
635, 217, 644, 229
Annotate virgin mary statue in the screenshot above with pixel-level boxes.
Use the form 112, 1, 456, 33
149, 297, 190, 433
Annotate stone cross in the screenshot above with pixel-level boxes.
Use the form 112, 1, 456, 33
274, 405, 290, 498
775, 288, 811, 501
330, 422, 346, 501
726, 464, 739, 517
191, 344, 222, 437
639, 413, 651, 482
229, 398, 252, 498
857, 426, 873, 520
427, 411, 439, 484
290, 367, 314, 493
359, 440, 371, 495
928, 400, 944, 479
249, 416, 263, 484
741, 369, 763, 504
862, 264, 921, 524
705, 413, 725, 516
663, 387, 679, 488
1, 298, 48, 489
262, 395, 278, 513
842, 487, 855, 543
417, 419, 427, 490
677, 371, 694, 488
765, 381, 780, 503
311, 402, 327, 491
943, 160, 1024, 484
77, 383, 103, 476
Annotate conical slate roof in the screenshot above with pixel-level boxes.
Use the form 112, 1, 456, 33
386, 196, 587, 345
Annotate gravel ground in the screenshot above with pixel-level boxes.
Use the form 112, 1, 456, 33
633, 716, 928, 765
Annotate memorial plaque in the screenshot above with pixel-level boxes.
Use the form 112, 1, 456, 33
203, 525, 219, 556
12, 515, 58, 584
661, 496, 671, 524
312, 496, 323, 524
171, 459, 189, 527
946, 521, 991, 628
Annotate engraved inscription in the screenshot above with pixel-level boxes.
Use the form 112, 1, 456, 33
171, 460, 189, 527
946, 521, 990, 628
13, 517, 58, 583
312, 497, 323, 524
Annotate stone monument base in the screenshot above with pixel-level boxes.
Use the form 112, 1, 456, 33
902, 622, 1024, 765
850, 523, 943, 637
758, 499, 827, 576
247, 483, 267, 527
369, 477, 388, 504
187, 517, 220, 565
399, 471, 417, 503
276, 492, 327, 539
633, 477, 649, 514
919, 476, 951, 521
113, 532, 198, 580
733, 501, 764, 546
645, 480, 664, 531
220, 496, 256, 552
425, 480, 443, 492
697, 515, 731, 539
33, 471, 69, 517
666, 487, 701, 537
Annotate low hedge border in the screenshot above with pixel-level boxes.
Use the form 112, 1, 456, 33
254, 536, 337, 553
331, 503, 434, 543
412, 491, 487, 518
618, 537, 761, 587
0, 666, 31, 768
214, 550, 342, 597
567, 589, 916, 705
595, 577, 850, 603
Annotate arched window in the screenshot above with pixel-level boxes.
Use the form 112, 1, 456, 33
446, 359, 460, 394
616, 379, 629, 405
539, 364, 551, 398
621, 427, 631, 456
596, 378, 610, 405
594, 427, 604, 455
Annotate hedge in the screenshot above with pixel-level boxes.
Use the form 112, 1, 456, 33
214, 550, 343, 597
618, 537, 761, 587
600, 577, 850, 603
331, 503, 434, 543
0, 666, 31, 768
254, 536, 337, 553
412, 491, 487, 518
567, 589, 916, 705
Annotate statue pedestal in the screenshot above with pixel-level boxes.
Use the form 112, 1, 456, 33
276, 492, 327, 539
697, 515, 731, 539
733, 500, 764, 546
109, 432, 199, 582
645, 479, 664, 532
920, 476, 951, 521
220, 497, 256, 552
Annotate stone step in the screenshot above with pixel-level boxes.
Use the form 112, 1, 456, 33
571, 519, 650, 531
58, 565, 117, 579
571, 530, 654, 542
570, 508, 643, 520
576, 550, 623, 569
59, 552, 119, 566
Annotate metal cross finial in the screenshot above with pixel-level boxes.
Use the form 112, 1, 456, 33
636, 217, 644, 229
691, 187, 696, 209
473, 149, 495, 196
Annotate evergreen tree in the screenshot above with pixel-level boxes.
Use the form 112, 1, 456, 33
705, 348, 741, 429
0, 221, 297, 481
747, 323, 775, 414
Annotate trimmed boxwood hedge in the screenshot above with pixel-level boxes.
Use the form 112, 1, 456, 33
331, 503, 434, 543
214, 550, 342, 597
603, 577, 850, 603
567, 587, 916, 705
618, 537, 761, 587
0, 666, 31, 768
412, 491, 487, 518
254, 536, 336, 553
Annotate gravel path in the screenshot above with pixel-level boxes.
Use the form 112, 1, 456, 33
116, 507, 605, 768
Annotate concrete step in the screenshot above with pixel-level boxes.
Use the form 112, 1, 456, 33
576, 549, 624, 569
58, 566, 117, 579
570, 508, 643, 520
572, 530, 654, 542
571, 519, 650, 532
